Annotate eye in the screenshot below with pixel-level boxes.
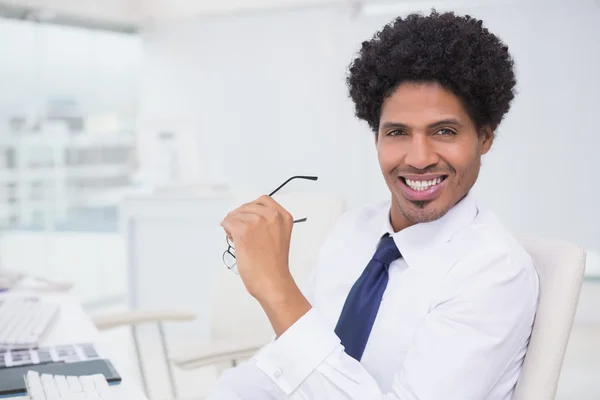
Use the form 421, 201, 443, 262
437, 128, 456, 136
386, 129, 406, 137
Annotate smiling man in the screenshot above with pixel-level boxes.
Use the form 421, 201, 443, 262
208, 10, 539, 400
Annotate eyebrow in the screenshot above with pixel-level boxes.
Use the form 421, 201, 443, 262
380, 118, 463, 131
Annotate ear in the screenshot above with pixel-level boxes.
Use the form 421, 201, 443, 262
479, 126, 494, 155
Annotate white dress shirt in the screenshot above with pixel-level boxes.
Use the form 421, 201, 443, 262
207, 193, 539, 400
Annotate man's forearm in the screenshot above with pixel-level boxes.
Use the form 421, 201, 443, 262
256, 277, 312, 337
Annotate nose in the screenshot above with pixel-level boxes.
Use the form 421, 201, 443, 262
404, 135, 439, 170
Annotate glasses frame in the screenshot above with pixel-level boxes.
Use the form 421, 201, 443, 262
222, 175, 318, 273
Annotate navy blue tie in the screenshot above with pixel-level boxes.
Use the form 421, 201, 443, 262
334, 234, 401, 361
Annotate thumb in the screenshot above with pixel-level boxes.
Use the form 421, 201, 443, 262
220, 221, 233, 242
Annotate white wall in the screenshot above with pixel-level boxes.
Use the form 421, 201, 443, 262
137, 1, 600, 258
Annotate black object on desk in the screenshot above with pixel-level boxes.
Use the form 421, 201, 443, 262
0, 359, 121, 398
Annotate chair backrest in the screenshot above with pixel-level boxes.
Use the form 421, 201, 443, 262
513, 236, 586, 400
209, 193, 346, 342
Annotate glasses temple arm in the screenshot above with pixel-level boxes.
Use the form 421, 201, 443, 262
268, 176, 318, 196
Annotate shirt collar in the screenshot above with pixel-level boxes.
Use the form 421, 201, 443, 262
377, 192, 479, 267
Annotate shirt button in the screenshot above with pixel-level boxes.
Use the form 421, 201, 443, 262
273, 368, 283, 379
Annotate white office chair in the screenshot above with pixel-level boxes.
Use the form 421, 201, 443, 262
91, 309, 196, 399
169, 193, 347, 371
514, 236, 586, 400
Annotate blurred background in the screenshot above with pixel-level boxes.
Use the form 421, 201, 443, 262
0, 0, 598, 399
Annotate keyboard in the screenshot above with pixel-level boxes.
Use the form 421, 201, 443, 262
24, 370, 118, 400
0, 298, 60, 351
1, 343, 101, 369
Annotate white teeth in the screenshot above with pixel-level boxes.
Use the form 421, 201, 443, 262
405, 177, 443, 191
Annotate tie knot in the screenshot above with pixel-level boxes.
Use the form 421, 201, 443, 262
372, 234, 401, 266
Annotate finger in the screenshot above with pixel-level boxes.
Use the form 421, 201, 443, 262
234, 202, 278, 222
220, 211, 265, 241
222, 203, 265, 228
230, 211, 264, 225
254, 194, 279, 208
255, 195, 286, 215
255, 195, 293, 223
220, 216, 242, 238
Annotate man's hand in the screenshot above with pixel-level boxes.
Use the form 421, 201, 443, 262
220, 195, 311, 336
220, 195, 295, 300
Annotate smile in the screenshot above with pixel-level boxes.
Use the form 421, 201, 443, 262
404, 177, 444, 191
397, 175, 447, 202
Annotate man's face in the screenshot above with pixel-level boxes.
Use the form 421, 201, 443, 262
377, 81, 493, 230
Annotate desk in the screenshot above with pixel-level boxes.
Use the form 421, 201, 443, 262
1, 292, 148, 400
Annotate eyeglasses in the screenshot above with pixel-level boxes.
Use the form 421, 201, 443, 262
222, 175, 318, 274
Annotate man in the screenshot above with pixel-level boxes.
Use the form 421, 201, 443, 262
209, 10, 539, 400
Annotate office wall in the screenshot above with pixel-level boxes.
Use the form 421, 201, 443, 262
137, 1, 600, 255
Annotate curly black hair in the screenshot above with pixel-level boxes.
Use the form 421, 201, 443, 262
347, 10, 516, 134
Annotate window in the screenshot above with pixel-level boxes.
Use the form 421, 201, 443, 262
5, 148, 16, 168
0, 17, 141, 307
101, 147, 131, 164
0, 18, 141, 232
8, 214, 19, 227
30, 180, 44, 201
27, 147, 53, 168
6, 182, 17, 204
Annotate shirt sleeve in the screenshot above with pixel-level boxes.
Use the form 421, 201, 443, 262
206, 268, 320, 400
205, 360, 285, 400
248, 249, 539, 400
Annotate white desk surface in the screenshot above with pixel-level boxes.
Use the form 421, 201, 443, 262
1, 291, 148, 400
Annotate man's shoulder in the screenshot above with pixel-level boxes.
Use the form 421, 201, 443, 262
449, 207, 538, 285
468, 208, 530, 257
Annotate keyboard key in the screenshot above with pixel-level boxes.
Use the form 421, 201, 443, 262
54, 375, 70, 397
67, 376, 83, 392
0, 299, 59, 350
25, 371, 116, 400
25, 371, 45, 397
81, 344, 99, 359
79, 375, 97, 392
0, 343, 97, 370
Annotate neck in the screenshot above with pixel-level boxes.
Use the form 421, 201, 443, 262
389, 202, 415, 232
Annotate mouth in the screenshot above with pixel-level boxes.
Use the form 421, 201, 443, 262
397, 175, 448, 202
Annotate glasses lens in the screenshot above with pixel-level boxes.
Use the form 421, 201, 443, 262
223, 250, 238, 274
